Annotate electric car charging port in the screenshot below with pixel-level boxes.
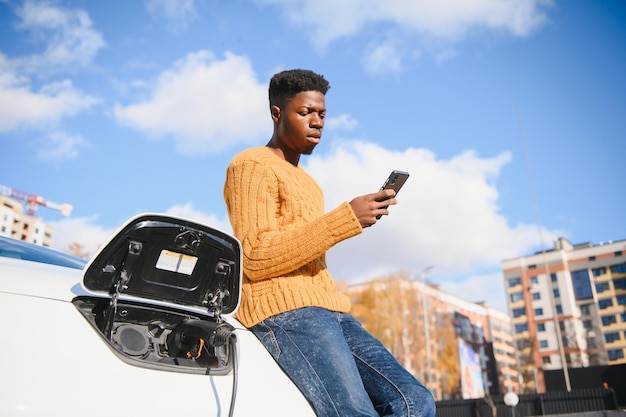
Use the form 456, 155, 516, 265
73, 296, 235, 375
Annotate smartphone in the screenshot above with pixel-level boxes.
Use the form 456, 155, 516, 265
377, 170, 410, 219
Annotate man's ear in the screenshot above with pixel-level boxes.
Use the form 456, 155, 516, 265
271, 105, 281, 122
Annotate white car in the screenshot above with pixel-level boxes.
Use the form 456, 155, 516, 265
0, 214, 315, 417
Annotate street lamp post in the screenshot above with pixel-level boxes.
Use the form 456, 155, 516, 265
503, 391, 519, 417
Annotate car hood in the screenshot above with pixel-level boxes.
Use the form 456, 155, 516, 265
83, 214, 241, 317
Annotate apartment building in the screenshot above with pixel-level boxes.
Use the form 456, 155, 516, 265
502, 237, 626, 393
347, 277, 520, 400
445, 295, 521, 397
0, 195, 55, 246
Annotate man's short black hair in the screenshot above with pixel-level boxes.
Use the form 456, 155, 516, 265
269, 69, 330, 108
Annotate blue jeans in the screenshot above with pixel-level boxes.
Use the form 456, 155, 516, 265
250, 307, 436, 417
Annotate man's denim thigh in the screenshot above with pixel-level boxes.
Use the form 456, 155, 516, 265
339, 313, 436, 417
250, 307, 378, 417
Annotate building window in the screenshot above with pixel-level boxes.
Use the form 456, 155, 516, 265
588, 337, 597, 348
617, 295, 626, 306
608, 349, 624, 361
596, 282, 610, 293
615, 251, 623, 257
605, 332, 620, 343
611, 263, 626, 274
571, 269, 593, 300
602, 315, 617, 326
538, 323, 546, 331
515, 324, 528, 333
530, 276, 538, 285
539, 340, 548, 348
553, 288, 560, 298
556, 304, 563, 314
614, 278, 626, 290
532, 292, 541, 300
599, 298, 614, 310
583, 320, 592, 329
593, 267, 606, 277
621, 313, 626, 322
580, 304, 591, 315
589, 256, 596, 261
513, 308, 526, 318
542, 356, 551, 365
508, 277, 521, 287
510, 292, 523, 302
535, 308, 544, 316
551, 273, 557, 282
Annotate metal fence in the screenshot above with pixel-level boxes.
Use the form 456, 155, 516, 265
436, 388, 620, 417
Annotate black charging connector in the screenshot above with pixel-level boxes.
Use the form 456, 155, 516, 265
167, 318, 238, 417
168, 318, 234, 355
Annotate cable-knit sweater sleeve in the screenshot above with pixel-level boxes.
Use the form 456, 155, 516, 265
224, 149, 363, 281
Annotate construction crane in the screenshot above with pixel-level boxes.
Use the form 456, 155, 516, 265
0, 185, 73, 217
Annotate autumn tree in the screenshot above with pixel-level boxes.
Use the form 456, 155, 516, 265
68, 242, 90, 259
346, 272, 428, 381
435, 311, 461, 397
350, 275, 405, 351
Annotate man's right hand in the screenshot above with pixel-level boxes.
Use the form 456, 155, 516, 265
349, 189, 397, 228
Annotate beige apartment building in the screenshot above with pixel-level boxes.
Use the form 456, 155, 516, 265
0, 195, 56, 246
502, 237, 626, 393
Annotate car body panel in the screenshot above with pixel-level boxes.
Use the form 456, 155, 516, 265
0, 292, 314, 416
0, 235, 87, 270
0, 216, 316, 417
0, 256, 86, 301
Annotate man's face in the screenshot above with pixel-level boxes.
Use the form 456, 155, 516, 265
273, 90, 326, 156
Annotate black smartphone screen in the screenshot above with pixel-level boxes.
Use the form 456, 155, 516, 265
377, 170, 409, 219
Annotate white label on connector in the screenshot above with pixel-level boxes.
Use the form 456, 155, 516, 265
155, 250, 197, 275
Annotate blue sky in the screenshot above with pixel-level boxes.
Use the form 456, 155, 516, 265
1, 0, 625, 312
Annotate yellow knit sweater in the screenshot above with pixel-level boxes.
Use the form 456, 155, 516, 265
223, 146, 363, 327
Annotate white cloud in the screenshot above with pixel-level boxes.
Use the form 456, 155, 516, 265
113, 51, 270, 155
144, 0, 198, 31
0, 58, 98, 131
254, 0, 552, 72
256, 0, 551, 45
165, 202, 233, 234
326, 113, 358, 131
361, 40, 404, 76
15, 0, 106, 72
36, 131, 87, 164
304, 141, 561, 306
50, 216, 113, 259
0, 2, 100, 148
